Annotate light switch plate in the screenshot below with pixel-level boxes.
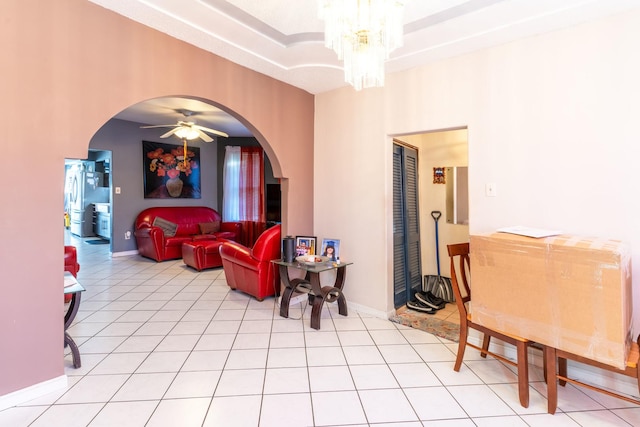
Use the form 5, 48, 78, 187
485, 183, 497, 197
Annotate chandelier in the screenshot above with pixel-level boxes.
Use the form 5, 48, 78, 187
318, 0, 407, 91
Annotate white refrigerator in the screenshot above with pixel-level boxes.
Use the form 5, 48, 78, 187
66, 161, 108, 237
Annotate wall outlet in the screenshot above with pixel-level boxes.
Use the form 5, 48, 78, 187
124, 231, 131, 240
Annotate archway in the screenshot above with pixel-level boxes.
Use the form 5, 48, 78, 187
0, 0, 314, 399
84, 95, 284, 254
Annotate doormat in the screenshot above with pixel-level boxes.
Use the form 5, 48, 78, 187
389, 308, 460, 342
84, 239, 109, 245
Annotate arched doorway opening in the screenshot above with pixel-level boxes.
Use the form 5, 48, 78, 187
72, 95, 284, 255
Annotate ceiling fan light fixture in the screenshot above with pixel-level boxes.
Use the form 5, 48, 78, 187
319, 0, 407, 91
175, 126, 200, 140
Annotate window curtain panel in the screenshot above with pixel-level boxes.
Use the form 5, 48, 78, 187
222, 146, 241, 222
222, 146, 266, 246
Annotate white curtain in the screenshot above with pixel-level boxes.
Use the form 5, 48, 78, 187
222, 146, 264, 223
222, 146, 241, 221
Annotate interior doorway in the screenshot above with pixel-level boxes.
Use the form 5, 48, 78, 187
393, 128, 469, 310
393, 142, 422, 308
64, 150, 113, 248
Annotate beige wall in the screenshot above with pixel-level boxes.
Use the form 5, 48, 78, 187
316, 9, 640, 323
0, 0, 313, 398
315, 88, 388, 314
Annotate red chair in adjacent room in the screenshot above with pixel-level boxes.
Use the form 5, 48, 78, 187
64, 246, 80, 302
219, 224, 281, 301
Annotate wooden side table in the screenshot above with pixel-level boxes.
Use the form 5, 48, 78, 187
64, 272, 86, 368
273, 260, 352, 330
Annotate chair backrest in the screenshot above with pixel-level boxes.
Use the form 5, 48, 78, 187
447, 242, 471, 317
250, 224, 281, 261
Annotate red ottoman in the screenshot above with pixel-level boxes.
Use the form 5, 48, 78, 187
182, 240, 225, 271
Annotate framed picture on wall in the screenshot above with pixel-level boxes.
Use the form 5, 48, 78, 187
321, 238, 340, 261
143, 140, 201, 199
295, 236, 317, 256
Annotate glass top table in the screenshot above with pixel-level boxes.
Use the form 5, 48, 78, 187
272, 259, 352, 330
64, 272, 86, 368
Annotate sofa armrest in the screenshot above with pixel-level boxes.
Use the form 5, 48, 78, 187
221, 221, 242, 241
219, 241, 258, 270
134, 226, 166, 261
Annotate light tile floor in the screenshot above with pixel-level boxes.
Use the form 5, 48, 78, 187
2, 233, 640, 426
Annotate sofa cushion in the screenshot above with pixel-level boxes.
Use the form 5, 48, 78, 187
153, 216, 178, 237
199, 221, 221, 234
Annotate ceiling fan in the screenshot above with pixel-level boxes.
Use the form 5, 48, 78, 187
140, 110, 229, 142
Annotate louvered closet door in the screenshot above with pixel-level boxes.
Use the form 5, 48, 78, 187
393, 144, 422, 308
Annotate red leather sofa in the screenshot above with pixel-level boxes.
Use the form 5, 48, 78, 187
219, 224, 281, 301
134, 206, 241, 262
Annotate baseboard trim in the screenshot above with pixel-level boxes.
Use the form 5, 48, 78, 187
0, 375, 67, 411
279, 293, 308, 306
111, 250, 138, 258
349, 302, 388, 320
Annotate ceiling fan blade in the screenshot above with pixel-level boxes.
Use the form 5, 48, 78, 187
140, 124, 178, 129
195, 129, 213, 142
194, 124, 229, 138
160, 128, 181, 138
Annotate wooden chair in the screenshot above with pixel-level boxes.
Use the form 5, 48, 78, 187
447, 242, 535, 408
545, 336, 640, 414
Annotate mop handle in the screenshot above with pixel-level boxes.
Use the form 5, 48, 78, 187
431, 211, 441, 276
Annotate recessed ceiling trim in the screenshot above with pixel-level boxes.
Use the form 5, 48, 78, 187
404, 0, 507, 33
200, 0, 324, 47
89, 0, 640, 94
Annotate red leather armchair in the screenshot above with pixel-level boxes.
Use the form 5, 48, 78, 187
64, 246, 80, 302
219, 224, 281, 301
64, 245, 80, 277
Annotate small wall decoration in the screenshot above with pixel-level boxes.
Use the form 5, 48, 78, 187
143, 141, 201, 199
433, 167, 446, 184
321, 238, 340, 261
295, 236, 317, 256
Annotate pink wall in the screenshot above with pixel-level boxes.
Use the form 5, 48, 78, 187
0, 0, 313, 397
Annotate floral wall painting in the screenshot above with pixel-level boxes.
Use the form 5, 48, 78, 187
143, 140, 201, 199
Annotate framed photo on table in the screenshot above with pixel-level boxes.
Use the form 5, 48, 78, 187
295, 236, 317, 256
321, 238, 340, 261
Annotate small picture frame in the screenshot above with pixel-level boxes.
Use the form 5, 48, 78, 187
295, 236, 317, 256
321, 238, 340, 261
433, 167, 445, 184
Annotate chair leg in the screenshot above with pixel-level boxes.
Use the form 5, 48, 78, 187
481, 334, 490, 358
545, 346, 558, 414
516, 341, 530, 408
558, 357, 567, 387
542, 346, 547, 383
454, 325, 469, 372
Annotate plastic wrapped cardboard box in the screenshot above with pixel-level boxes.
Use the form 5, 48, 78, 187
470, 232, 632, 369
